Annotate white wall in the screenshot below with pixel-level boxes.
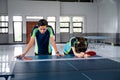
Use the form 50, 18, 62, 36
6, 0, 120, 44
60, 2, 98, 33
8, 0, 60, 34
7, 0, 99, 43
118, 0, 120, 33
97, 0, 118, 33
7, 0, 98, 34
0, 0, 8, 15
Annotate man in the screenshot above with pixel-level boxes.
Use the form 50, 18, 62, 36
30, 24, 55, 54
17, 19, 62, 59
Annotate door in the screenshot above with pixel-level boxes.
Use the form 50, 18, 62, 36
26, 22, 38, 43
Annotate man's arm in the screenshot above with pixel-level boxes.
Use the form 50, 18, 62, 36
16, 37, 35, 58
50, 36, 64, 56
50, 36, 58, 52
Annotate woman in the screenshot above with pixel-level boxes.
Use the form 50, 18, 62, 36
63, 37, 96, 58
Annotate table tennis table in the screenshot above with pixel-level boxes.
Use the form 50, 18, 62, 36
84, 36, 112, 48
6, 55, 120, 80
0, 60, 15, 80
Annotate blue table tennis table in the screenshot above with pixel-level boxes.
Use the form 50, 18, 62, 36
0, 61, 15, 80
84, 36, 112, 48
7, 55, 120, 80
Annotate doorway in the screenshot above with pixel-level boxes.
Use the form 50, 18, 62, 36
26, 21, 38, 43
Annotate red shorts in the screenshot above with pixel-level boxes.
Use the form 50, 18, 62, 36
85, 51, 96, 56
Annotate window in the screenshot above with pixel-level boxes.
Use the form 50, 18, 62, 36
72, 16, 84, 33
0, 16, 8, 33
60, 16, 70, 32
26, 16, 43, 21
47, 16, 56, 33
13, 16, 23, 42
47, 16, 56, 22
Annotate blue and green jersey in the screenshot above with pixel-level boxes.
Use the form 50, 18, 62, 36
32, 27, 54, 55
63, 37, 78, 55
63, 37, 88, 55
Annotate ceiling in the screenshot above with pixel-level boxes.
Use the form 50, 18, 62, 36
27, 0, 94, 2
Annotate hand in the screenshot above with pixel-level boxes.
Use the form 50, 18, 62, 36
15, 53, 25, 59
56, 53, 64, 57
56, 51, 64, 57
74, 52, 84, 58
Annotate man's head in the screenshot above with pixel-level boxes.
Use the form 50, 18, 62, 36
38, 19, 48, 34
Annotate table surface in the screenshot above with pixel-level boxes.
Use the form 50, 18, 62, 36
10, 55, 120, 80
84, 36, 111, 39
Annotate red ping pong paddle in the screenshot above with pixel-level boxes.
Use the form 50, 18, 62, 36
22, 57, 32, 60
85, 51, 96, 56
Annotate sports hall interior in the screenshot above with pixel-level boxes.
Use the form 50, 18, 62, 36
0, 0, 120, 80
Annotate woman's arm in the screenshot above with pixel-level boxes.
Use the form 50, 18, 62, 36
71, 47, 84, 58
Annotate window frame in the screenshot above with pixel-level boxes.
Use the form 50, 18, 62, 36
72, 16, 84, 33
0, 16, 9, 33
60, 22, 70, 33
13, 21, 23, 42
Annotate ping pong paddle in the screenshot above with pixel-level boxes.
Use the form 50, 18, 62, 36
16, 56, 32, 60
85, 51, 96, 56
22, 57, 32, 60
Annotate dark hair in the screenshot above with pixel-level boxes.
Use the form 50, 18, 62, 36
75, 37, 88, 53
38, 19, 48, 27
